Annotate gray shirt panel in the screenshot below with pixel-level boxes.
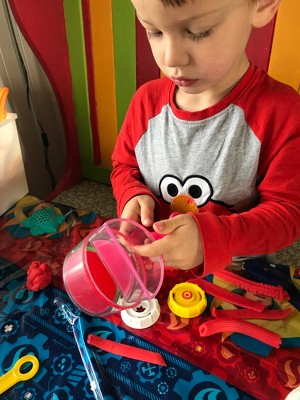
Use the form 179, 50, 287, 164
135, 104, 260, 211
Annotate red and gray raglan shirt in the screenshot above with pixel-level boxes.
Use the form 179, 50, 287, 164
111, 64, 300, 277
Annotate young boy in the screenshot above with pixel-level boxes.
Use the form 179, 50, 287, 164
111, 0, 300, 277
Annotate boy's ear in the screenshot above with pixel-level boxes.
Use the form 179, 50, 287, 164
252, 0, 281, 28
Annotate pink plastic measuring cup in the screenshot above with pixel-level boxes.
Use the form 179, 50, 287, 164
63, 218, 164, 317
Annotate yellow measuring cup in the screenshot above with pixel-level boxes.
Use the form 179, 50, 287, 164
0, 355, 39, 394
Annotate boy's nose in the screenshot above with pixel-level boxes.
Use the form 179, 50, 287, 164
164, 38, 189, 68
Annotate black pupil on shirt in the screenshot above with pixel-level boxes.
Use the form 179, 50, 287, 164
167, 183, 179, 197
189, 185, 202, 199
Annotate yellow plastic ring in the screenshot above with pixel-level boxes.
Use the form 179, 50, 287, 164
167, 282, 207, 318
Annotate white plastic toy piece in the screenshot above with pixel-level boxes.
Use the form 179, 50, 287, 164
285, 386, 300, 400
121, 298, 161, 329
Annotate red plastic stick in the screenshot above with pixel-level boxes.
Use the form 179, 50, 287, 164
211, 307, 292, 320
189, 278, 265, 312
199, 318, 282, 348
214, 270, 290, 301
87, 334, 167, 366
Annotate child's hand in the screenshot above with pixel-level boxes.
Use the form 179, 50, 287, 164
134, 214, 204, 270
121, 195, 155, 227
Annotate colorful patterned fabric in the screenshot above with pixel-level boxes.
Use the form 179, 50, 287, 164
0, 259, 255, 400
1, 196, 299, 399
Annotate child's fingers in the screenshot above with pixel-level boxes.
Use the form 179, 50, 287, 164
153, 214, 192, 234
119, 219, 137, 236
140, 198, 155, 227
133, 237, 168, 259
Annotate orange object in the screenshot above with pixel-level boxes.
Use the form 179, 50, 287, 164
170, 194, 199, 214
268, 0, 300, 92
88, 0, 118, 168
0, 87, 9, 122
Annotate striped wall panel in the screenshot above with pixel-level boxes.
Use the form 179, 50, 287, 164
268, 0, 300, 92
8, 1, 294, 193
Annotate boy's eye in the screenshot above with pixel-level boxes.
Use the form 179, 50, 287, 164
186, 29, 212, 41
146, 30, 163, 39
146, 28, 212, 41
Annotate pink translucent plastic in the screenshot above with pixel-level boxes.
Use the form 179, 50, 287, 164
63, 218, 164, 317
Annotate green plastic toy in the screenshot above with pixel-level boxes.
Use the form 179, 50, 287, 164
21, 207, 65, 236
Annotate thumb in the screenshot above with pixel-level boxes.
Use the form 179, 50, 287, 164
153, 218, 178, 235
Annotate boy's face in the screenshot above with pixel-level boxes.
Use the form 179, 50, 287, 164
132, 0, 257, 103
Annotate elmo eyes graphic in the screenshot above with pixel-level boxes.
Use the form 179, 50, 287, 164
159, 175, 214, 207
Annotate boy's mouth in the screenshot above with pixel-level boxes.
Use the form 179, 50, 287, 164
170, 77, 198, 87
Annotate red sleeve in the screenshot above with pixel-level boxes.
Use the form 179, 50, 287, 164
111, 78, 170, 217
193, 81, 300, 276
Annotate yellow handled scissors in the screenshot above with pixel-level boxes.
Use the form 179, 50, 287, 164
0, 355, 39, 394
